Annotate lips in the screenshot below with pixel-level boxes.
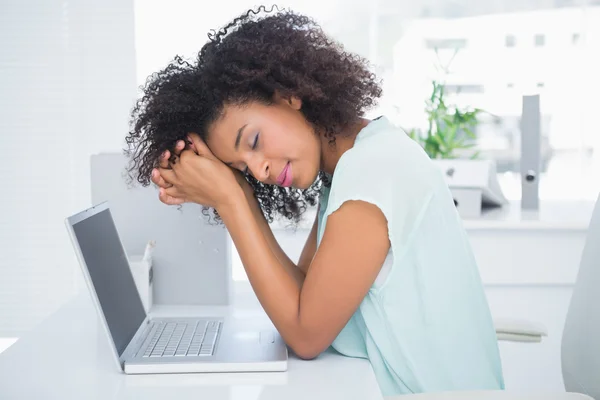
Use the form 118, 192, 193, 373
277, 162, 292, 187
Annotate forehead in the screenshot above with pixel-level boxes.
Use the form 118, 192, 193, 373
205, 102, 263, 158
208, 103, 258, 140
207, 101, 283, 143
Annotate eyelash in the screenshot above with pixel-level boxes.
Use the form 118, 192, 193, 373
243, 133, 259, 174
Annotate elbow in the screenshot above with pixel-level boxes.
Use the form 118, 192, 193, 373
291, 345, 321, 360
288, 337, 328, 360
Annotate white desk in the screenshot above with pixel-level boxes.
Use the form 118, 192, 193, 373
463, 200, 595, 231
0, 290, 383, 400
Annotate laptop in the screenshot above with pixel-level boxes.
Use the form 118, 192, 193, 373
65, 201, 288, 374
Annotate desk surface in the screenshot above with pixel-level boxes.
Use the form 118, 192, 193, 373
462, 200, 595, 231
270, 201, 596, 232
0, 291, 383, 400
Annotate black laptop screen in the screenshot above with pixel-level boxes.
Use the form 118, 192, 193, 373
71, 208, 147, 357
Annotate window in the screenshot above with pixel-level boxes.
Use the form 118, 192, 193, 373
555, 0, 577, 7
535, 34, 546, 47
444, 84, 485, 94
390, 6, 599, 202
505, 35, 516, 47
425, 38, 468, 49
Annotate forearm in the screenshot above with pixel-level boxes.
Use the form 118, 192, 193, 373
239, 184, 305, 287
218, 192, 310, 355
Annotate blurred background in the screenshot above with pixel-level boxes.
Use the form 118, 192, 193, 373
1, 0, 599, 388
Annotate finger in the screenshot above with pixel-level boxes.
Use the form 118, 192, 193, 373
159, 150, 171, 169
164, 185, 186, 200
159, 187, 185, 206
173, 139, 186, 156
187, 133, 213, 157
157, 166, 178, 185
151, 168, 173, 189
178, 148, 201, 164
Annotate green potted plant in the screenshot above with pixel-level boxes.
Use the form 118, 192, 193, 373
407, 79, 482, 160
403, 49, 507, 217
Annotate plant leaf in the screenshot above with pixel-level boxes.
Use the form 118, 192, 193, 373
463, 127, 476, 139
446, 124, 458, 144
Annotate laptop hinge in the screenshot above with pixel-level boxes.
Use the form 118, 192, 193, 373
119, 317, 152, 365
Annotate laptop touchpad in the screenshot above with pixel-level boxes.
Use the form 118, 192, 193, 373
259, 331, 275, 344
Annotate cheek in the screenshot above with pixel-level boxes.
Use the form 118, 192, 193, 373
205, 138, 232, 164
261, 134, 292, 160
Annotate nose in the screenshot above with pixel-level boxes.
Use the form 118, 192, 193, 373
247, 158, 270, 183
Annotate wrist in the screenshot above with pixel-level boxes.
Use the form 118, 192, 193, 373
216, 185, 245, 213
234, 172, 254, 194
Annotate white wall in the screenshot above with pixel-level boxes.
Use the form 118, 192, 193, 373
0, 0, 137, 336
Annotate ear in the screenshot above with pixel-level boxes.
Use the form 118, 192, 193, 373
288, 96, 302, 110
274, 91, 302, 110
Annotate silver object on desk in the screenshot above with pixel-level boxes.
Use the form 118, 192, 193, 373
64, 202, 288, 374
520, 94, 541, 210
91, 152, 229, 306
432, 159, 507, 219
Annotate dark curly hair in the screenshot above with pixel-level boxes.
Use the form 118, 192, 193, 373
125, 5, 382, 224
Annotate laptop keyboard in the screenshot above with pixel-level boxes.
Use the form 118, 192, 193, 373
139, 320, 221, 358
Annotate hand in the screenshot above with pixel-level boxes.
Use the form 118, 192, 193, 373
151, 134, 242, 208
150, 139, 188, 205
151, 137, 255, 203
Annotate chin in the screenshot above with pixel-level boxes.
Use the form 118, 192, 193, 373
294, 172, 321, 190
294, 182, 312, 190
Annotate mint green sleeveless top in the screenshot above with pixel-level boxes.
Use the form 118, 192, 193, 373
316, 116, 504, 396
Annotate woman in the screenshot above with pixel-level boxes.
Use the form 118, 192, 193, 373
125, 6, 504, 397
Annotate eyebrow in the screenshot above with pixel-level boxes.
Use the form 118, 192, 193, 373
234, 124, 248, 151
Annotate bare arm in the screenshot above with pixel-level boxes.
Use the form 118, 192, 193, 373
238, 180, 306, 287
218, 191, 390, 360
297, 212, 318, 275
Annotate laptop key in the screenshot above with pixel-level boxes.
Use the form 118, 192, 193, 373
199, 347, 213, 356
207, 321, 218, 330
139, 320, 221, 358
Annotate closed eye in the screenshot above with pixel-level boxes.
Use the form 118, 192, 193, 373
243, 133, 259, 174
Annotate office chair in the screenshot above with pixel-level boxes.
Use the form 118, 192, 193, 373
400, 193, 600, 400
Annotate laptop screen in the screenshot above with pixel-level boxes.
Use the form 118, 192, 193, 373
71, 208, 147, 357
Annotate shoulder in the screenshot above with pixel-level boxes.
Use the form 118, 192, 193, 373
330, 116, 445, 205
340, 117, 437, 174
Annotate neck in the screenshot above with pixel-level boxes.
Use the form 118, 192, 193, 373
319, 117, 371, 175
